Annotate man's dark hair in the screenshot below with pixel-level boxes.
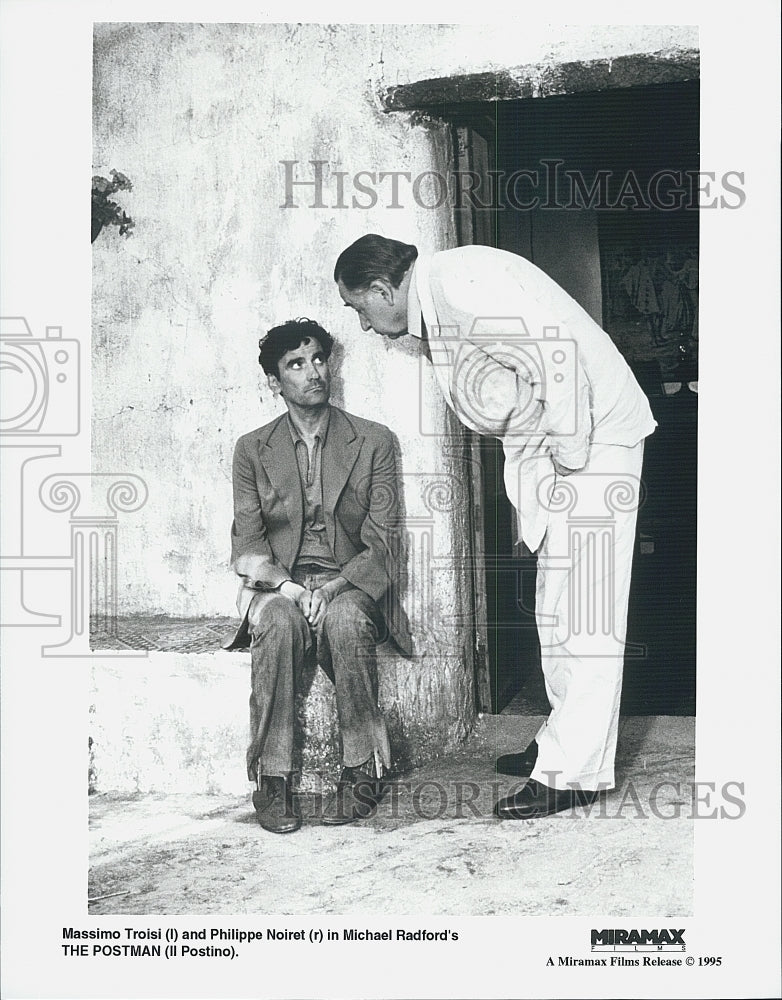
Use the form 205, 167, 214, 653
333, 234, 418, 291
258, 318, 334, 378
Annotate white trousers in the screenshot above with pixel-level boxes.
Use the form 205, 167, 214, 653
528, 440, 645, 791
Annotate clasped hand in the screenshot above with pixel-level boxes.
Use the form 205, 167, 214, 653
296, 586, 331, 629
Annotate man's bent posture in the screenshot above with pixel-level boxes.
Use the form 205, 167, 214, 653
335, 235, 656, 820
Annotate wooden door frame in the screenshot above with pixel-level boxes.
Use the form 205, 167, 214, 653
411, 51, 700, 713
452, 122, 498, 713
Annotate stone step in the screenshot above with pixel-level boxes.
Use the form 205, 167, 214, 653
90, 650, 353, 796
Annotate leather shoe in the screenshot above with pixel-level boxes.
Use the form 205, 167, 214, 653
322, 765, 385, 825
495, 740, 538, 777
252, 775, 301, 834
494, 779, 600, 820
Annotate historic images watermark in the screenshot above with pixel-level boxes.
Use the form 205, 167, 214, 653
280, 159, 746, 211
291, 777, 746, 821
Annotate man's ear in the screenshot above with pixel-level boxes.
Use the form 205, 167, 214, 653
369, 278, 395, 303
268, 374, 281, 396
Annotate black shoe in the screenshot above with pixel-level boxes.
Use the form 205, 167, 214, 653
494, 779, 600, 820
252, 775, 301, 834
495, 740, 538, 777
321, 765, 385, 825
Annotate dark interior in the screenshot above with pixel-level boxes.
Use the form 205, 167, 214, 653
453, 82, 699, 715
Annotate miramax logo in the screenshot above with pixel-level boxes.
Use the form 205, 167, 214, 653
591, 928, 686, 951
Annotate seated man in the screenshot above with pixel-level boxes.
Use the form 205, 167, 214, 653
225, 318, 410, 834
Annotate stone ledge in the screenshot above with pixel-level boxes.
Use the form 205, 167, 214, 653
89, 640, 474, 796
383, 50, 700, 110
89, 652, 340, 796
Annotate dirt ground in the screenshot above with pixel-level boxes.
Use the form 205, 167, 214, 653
89, 715, 694, 917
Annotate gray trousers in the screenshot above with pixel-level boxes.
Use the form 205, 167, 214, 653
245, 567, 390, 781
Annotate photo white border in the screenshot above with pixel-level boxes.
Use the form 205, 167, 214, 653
1, 2, 779, 998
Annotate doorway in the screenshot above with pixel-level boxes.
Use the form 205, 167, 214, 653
449, 81, 699, 715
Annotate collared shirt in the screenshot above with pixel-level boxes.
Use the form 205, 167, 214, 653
287, 409, 340, 571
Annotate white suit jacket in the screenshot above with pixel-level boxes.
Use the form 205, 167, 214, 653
408, 245, 656, 551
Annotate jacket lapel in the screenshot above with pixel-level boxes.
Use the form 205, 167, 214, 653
257, 415, 303, 567
322, 408, 362, 552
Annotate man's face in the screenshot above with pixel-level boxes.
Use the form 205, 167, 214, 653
338, 279, 408, 338
269, 337, 331, 408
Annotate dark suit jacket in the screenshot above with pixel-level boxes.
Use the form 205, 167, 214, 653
225, 406, 412, 655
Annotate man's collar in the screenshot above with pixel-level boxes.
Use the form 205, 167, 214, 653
406, 261, 423, 339
286, 404, 331, 444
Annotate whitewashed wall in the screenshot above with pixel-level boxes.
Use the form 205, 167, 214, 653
92, 22, 697, 757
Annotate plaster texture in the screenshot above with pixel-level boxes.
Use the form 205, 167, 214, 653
92, 22, 698, 772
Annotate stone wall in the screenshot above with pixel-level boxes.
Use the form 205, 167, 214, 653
92, 22, 698, 769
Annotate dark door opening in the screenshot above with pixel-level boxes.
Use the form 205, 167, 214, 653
453, 81, 699, 715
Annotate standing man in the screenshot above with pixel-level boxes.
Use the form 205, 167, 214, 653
334, 235, 656, 820
225, 317, 411, 834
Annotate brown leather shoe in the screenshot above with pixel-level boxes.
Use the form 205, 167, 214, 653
252, 775, 301, 834
321, 765, 385, 825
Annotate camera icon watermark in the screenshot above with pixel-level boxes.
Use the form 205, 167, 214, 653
419, 317, 581, 440
0, 315, 146, 657
0, 317, 80, 436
